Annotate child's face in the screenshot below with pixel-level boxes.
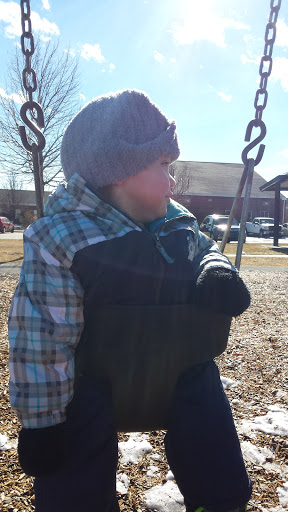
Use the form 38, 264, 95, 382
118, 155, 176, 224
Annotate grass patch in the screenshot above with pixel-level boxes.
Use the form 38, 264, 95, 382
222, 242, 288, 256
0, 240, 287, 268
226, 256, 287, 267
0, 240, 23, 264
221, 242, 288, 267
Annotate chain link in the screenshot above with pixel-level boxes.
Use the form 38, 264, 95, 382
253, 0, 281, 124
19, 0, 45, 149
222, 1, 282, 261
20, 0, 35, 103
19, 0, 45, 218
242, 0, 282, 165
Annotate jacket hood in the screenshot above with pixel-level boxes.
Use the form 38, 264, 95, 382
44, 173, 194, 233
148, 198, 196, 233
44, 174, 106, 217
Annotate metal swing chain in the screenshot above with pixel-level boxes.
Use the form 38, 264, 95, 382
241, 0, 282, 166
254, 0, 282, 123
220, 0, 282, 268
19, 0, 46, 218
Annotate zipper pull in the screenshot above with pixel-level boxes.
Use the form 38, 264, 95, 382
153, 233, 174, 263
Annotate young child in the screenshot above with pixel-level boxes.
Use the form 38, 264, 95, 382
9, 89, 252, 512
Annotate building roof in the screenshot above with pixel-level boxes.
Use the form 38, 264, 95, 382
173, 161, 277, 199
260, 173, 288, 192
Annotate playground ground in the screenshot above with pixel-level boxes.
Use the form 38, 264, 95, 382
0, 269, 288, 511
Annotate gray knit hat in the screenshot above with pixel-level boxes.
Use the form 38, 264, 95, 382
61, 89, 180, 189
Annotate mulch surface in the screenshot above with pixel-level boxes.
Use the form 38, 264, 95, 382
1, 270, 287, 511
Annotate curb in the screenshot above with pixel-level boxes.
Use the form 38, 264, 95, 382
0, 264, 22, 274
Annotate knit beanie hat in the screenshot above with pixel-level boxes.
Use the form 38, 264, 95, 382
61, 89, 180, 189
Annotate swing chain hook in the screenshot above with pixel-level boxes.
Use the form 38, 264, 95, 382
241, 119, 266, 166
242, 0, 281, 166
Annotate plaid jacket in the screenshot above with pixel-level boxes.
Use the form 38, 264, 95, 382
8, 174, 235, 428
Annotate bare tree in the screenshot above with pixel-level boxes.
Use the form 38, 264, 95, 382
0, 171, 23, 222
0, 39, 80, 190
170, 163, 191, 203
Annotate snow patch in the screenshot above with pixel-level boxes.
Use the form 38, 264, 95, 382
241, 406, 288, 436
0, 433, 16, 451
166, 470, 175, 481
277, 481, 288, 506
118, 432, 152, 464
150, 452, 161, 461
220, 376, 238, 389
116, 473, 130, 495
144, 480, 185, 512
146, 465, 160, 478
241, 440, 274, 465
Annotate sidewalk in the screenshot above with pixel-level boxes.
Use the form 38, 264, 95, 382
226, 254, 288, 258
240, 266, 287, 272
0, 264, 22, 274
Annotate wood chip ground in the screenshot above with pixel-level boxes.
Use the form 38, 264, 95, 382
0, 270, 287, 511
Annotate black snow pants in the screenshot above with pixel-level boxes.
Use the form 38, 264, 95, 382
34, 361, 252, 512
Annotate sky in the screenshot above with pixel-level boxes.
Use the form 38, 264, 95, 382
0, 0, 288, 188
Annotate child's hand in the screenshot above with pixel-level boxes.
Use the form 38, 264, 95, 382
195, 268, 251, 317
17, 376, 114, 477
18, 423, 67, 477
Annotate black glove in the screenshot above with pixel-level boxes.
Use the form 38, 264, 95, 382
195, 268, 251, 317
17, 376, 113, 478
18, 422, 67, 477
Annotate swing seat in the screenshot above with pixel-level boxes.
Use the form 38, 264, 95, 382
76, 304, 231, 432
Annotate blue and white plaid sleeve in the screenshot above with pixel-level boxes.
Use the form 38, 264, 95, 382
8, 238, 85, 429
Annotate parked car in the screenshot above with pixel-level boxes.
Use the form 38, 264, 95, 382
199, 215, 242, 242
283, 223, 288, 236
0, 217, 15, 233
246, 217, 284, 238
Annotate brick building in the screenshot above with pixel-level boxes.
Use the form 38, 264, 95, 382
1, 163, 287, 225
0, 189, 50, 223
171, 161, 287, 224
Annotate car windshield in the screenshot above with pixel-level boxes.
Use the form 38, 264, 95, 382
213, 217, 238, 226
259, 218, 274, 224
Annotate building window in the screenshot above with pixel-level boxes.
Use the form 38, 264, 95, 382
260, 211, 269, 217
247, 211, 253, 221
208, 199, 212, 202
224, 210, 231, 215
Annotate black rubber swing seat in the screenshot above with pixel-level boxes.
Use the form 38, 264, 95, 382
76, 304, 231, 432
